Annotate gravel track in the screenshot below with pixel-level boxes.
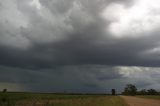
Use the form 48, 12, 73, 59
121, 96, 160, 106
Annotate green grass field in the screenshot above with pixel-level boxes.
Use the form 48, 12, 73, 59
0, 92, 127, 106
137, 95, 160, 100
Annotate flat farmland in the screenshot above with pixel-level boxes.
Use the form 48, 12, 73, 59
0, 92, 127, 106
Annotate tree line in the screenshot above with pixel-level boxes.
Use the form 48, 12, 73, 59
122, 84, 160, 95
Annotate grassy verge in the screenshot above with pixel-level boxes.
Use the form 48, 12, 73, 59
0, 92, 127, 106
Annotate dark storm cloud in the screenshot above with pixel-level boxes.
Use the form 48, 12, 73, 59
0, 65, 129, 92
1, 65, 160, 92
1, 33, 160, 69
0, 0, 160, 69
0, 65, 123, 92
1, 0, 160, 92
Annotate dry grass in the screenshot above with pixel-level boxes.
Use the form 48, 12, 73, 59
16, 96, 127, 106
0, 92, 127, 106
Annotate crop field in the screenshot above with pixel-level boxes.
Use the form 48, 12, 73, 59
0, 92, 127, 106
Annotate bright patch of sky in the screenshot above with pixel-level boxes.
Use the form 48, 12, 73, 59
102, 0, 160, 38
29, 0, 41, 10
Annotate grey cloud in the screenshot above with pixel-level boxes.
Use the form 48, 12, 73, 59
0, 0, 160, 92
117, 66, 160, 90
1, 65, 160, 92
1, 28, 160, 69
0, 65, 125, 92
39, 0, 74, 14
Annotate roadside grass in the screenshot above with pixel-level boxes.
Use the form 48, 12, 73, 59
0, 92, 127, 106
137, 95, 160, 100
16, 96, 127, 106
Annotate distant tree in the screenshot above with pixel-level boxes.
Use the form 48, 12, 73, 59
137, 89, 160, 95
147, 89, 158, 95
122, 84, 137, 96
2, 89, 7, 93
138, 89, 147, 95
140, 89, 147, 95
111, 89, 116, 95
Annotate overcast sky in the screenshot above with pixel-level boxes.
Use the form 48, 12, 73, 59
1, 0, 160, 93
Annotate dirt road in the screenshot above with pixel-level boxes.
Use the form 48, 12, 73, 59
121, 96, 160, 106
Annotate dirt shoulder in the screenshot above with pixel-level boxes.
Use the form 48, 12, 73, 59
121, 96, 160, 106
